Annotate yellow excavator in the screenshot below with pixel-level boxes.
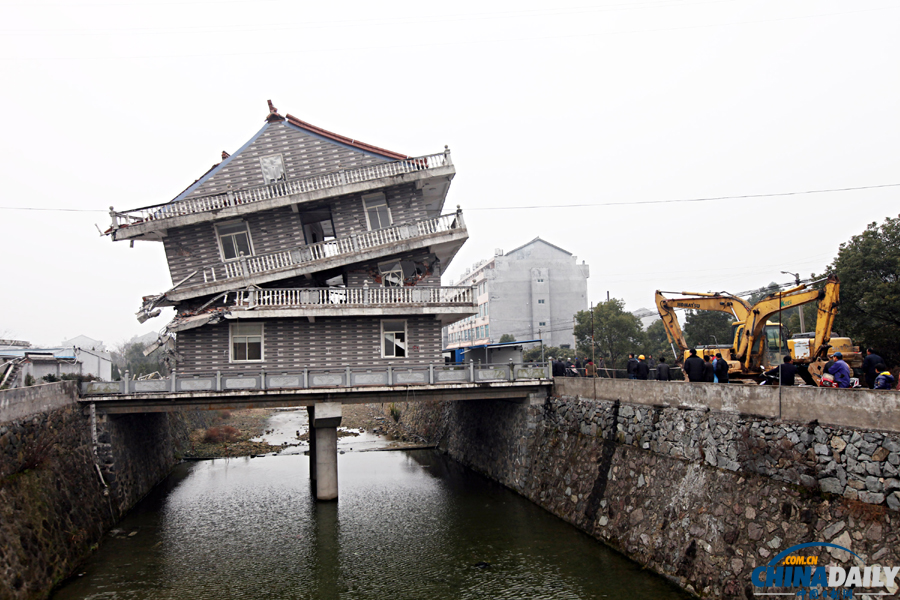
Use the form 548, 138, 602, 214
655, 276, 861, 384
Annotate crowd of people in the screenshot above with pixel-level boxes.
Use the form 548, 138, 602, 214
548, 346, 896, 389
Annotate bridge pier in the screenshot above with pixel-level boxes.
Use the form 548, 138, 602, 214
308, 402, 342, 501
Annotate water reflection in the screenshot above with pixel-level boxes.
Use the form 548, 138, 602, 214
52, 452, 689, 600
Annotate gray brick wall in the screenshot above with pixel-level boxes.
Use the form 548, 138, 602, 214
162, 184, 432, 286
178, 121, 391, 202
175, 315, 442, 375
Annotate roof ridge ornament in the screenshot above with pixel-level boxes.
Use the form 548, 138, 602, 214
266, 99, 285, 122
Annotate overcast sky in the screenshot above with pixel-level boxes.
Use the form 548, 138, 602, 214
1, 0, 897, 348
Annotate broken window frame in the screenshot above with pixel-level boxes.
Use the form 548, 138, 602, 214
230, 322, 264, 362
259, 154, 286, 184
381, 319, 407, 359
362, 192, 392, 231
215, 220, 255, 262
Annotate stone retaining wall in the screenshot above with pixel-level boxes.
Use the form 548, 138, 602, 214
387, 382, 900, 598
0, 383, 205, 600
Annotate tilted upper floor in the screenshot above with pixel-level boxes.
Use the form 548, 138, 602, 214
110, 102, 467, 310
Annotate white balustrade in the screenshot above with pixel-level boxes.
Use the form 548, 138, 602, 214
235, 286, 473, 308
191, 211, 462, 286
111, 151, 450, 229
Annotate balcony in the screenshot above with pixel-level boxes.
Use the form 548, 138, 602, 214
220, 285, 476, 326
108, 150, 455, 241
162, 210, 467, 303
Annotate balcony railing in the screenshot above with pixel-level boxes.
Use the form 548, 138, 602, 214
81, 362, 552, 396
235, 286, 474, 309
203, 210, 464, 284
109, 150, 453, 231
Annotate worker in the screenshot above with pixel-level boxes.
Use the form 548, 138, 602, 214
714, 352, 729, 384
703, 355, 715, 382
765, 355, 798, 386
626, 353, 638, 379
683, 349, 706, 382
874, 363, 895, 390
863, 348, 885, 389
656, 357, 672, 381
827, 352, 851, 388
635, 355, 650, 380
585, 360, 597, 378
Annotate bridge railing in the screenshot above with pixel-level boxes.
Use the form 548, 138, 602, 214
81, 362, 551, 396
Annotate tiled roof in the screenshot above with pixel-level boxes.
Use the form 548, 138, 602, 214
285, 113, 409, 160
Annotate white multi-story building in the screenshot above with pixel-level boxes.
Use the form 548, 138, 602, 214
443, 238, 589, 350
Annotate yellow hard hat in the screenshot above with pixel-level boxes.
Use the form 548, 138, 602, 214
639, 355, 645, 360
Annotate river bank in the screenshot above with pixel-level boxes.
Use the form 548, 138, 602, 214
183, 404, 428, 459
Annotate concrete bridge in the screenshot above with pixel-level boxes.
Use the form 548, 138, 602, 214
79, 362, 552, 501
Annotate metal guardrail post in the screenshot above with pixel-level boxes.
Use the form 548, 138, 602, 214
171, 369, 177, 393
122, 370, 129, 394
303, 368, 309, 388
429, 364, 434, 384
509, 359, 515, 381
387, 363, 393, 386
346, 366, 351, 386
261, 370, 267, 390
469, 359, 474, 382
216, 370, 222, 391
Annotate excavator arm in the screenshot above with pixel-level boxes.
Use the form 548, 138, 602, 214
736, 276, 839, 371
655, 291, 752, 357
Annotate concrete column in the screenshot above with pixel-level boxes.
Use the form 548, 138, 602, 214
306, 406, 317, 481
314, 427, 338, 501
310, 402, 342, 501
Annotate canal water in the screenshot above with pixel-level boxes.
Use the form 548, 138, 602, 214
52, 416, 690, 600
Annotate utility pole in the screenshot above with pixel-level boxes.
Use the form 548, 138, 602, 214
539, 328, 544, 364
781, 271, 805, 333
590, 302, 595, 368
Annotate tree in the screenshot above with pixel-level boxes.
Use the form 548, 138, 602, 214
573, 299, 645, 369
111, 340, 167, 379
683, 310, 734, 348
523, 345, 575, 363
499, 334, 516, 343
644, 319, 676, 364
825, 215, 900, 366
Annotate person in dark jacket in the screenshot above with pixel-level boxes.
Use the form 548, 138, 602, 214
575, 357, 584, 376
683, 349, 706, 382
827, 352, 851, 388
714, 352, 729, 383
863, 348, 885, 389
626, 354, 638, 379
551, 357, 565, 377
656, 357, 672, 381
703, 355, 715, 382
765, 355, 798, 385
874, 363, 895, 390
635, 355, 650, 380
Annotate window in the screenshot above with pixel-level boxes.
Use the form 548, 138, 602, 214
379, 262, 403, 287
363, 193, 392, 230
536, 278, 544, 283
538, 299, 545, 304
382, 320, 407, 358
216, 221, 253, 261
259, 154, 286, 183
231, 322, 263, 362
539, 321, 546, 326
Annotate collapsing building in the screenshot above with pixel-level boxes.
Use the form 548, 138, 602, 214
105, 101, 474, 378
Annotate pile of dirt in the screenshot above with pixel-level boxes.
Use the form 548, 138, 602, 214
184, 409, 276, 458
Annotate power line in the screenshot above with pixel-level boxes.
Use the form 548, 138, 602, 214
466, 183, 900, 211
0, 206, 106, 212
5, 181, 895, 216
